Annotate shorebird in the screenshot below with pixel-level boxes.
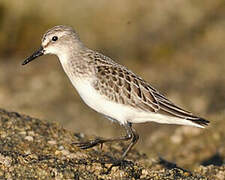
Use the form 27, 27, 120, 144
22, 25, 209, 159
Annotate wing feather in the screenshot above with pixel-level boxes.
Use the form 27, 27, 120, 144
93, 61, 209, 127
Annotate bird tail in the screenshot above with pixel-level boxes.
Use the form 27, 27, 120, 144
188, 117, 209, 128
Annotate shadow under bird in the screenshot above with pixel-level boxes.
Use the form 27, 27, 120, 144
22, 25, 209, 160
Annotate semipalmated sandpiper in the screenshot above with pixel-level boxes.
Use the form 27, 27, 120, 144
22, 25, 209, 159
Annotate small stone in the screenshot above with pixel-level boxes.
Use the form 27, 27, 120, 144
48, 140, 57, 145
28, 154, 38, 160
0, 154, 12, 167
58, 145, 64, 150
0, 170, 4, 176
19, 131, 26, 135
61, 150, 70, 156
24, 149, 31, 155
216, 171, 225, 180
183, 171, 190, 177
140, 169, 149, 178
0, 131, 7, 138
24, 136, 34, 141
68, 152, 87, 159
55, 150, 61, 156
28, 131, 35, 136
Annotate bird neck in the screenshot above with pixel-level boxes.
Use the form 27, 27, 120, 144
58, 47, 94, 79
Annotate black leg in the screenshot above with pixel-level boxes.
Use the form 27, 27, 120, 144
73, 123, 132, 149
73, 135, 130, 149
73, 122, 139, 159
121, 122, 139, 159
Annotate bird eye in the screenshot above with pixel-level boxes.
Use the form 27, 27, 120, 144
52, 36, 58, 41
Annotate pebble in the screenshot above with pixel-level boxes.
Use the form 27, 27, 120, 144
24, 136, 34, 141
48, 140, 57, 145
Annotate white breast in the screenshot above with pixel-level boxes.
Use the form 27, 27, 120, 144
71, 78, 139, 124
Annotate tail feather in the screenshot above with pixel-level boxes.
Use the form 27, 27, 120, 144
188, 117, 210, 127
154, 98, 210, 128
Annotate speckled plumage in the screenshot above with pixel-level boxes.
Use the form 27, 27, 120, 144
23, 25, 209, 159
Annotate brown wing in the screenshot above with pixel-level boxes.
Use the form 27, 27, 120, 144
94, 65, 160, 112
94, 65, 209, 126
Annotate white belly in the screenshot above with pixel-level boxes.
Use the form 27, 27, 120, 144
71, 78, 138, 124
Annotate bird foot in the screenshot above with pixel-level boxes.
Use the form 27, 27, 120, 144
73, 138, 104, 149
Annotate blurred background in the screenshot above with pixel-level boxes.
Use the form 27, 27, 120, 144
0, 0, 224, 169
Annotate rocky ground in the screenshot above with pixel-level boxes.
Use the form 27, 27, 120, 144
0, 109, 224, 179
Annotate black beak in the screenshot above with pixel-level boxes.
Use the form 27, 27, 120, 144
22, 46, 44, 65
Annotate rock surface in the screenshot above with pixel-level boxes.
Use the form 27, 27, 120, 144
0, 108, 224, 179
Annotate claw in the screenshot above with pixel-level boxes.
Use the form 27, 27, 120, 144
73, 138, 104, 149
